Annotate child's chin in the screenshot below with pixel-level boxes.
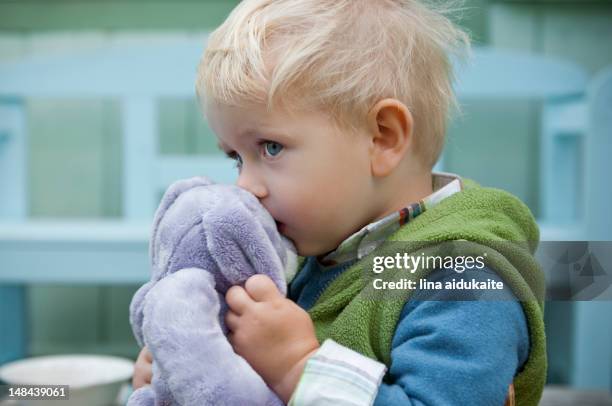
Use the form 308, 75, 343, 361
295, 242, 327, 258
292, 239, 310, 257
281, 231, 329, 258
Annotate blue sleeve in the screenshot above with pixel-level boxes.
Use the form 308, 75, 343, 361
373, 267, 530, 406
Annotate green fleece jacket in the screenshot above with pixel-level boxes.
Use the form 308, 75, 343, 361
307, 179, 547, 406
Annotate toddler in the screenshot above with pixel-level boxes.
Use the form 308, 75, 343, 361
133, 1, 546, 405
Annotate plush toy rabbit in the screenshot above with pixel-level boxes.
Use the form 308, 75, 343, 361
127, 177, 297, 406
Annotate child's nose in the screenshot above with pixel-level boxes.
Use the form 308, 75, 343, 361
236, 169, 268, 199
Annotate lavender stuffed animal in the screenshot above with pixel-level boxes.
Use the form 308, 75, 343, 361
127, 177, 297, 406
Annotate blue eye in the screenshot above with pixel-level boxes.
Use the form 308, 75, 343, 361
263, 141, 283, 157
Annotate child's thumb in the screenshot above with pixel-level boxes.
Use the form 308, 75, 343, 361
244, 274, 281, 302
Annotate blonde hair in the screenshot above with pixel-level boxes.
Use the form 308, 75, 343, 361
196, 0, 470, 168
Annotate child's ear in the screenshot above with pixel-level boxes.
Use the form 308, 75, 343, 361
366, 98, 413, 177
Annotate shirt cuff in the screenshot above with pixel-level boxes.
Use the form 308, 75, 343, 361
288, 339, 387, 406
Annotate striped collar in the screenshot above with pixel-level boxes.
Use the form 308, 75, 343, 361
316, 172, 463, 268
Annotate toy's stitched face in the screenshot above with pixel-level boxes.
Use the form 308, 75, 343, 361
207, 101, 377, 257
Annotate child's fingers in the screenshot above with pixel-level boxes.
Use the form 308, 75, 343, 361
132, 347, 153, 389
225, 310, 240, 331
244, 274, 280, 302
226, 285, 253, 315
132, 362, 152, 389
143, 347, 153, 362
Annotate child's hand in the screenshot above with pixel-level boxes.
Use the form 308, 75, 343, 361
132, 346, 153, 389
225, 275, 320, 403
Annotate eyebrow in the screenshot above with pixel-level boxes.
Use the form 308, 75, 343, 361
217, 128, 291, 153
239, 128, 260, 138
215, 130, 259, 153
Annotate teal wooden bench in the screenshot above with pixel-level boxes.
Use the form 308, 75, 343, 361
1, 40, 611, 389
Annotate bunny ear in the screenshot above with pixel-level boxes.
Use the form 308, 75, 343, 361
202, 197, 288, 294
150, 177, 214, 269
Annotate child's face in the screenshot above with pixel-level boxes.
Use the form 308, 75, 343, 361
207, 102, 378, 257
